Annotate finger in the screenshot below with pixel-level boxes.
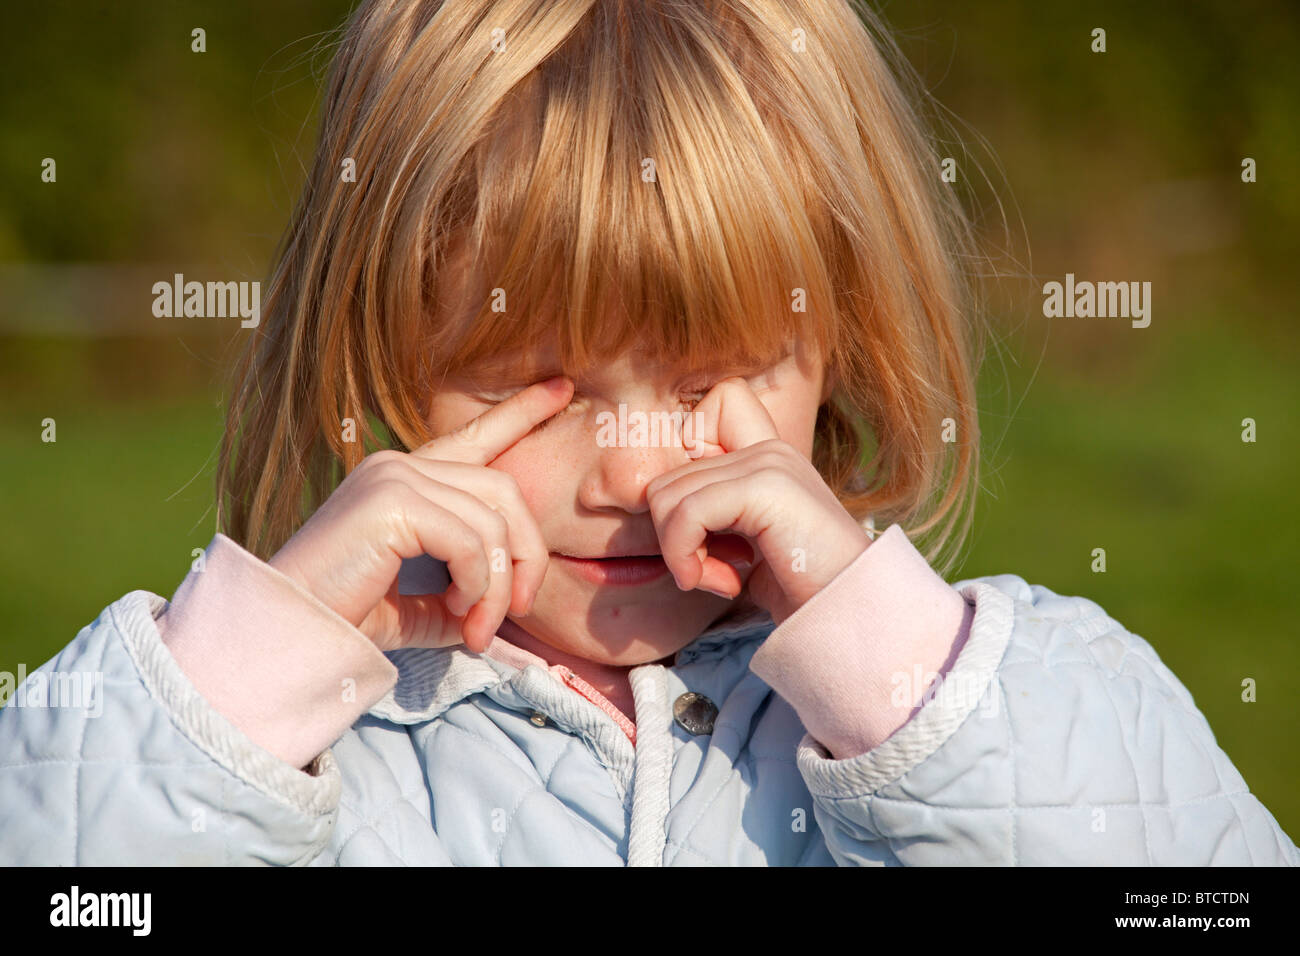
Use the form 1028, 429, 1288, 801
645, 439, 784, 503
385, 464, 516, 649
398, 458, 549, 615
651, 479, 770, 593
684, 377, 781, 455
646, 446, 796, 538
692, 533, 756, 599
646, 456, 771, 595
434, 491, 513, 651
414, 376, 574, 466
389, 592, 459, 650
367, 578, 479, 653
386, 484, 494, 646
705, 532, 756, 569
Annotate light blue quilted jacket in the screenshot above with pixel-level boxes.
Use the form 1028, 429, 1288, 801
1, 568, 1296, 865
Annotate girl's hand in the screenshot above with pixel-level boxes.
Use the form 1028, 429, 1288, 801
267, 377, 574, 653
646, 378, 870, 623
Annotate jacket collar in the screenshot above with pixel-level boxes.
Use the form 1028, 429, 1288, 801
367, 598, 775, 726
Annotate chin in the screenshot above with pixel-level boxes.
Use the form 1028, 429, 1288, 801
573, 617, 694, 664
524, 596, 715, 665
504, 563, 737, 663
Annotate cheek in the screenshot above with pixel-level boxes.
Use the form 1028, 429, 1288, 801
487, 442, 563, 524
429, 399, 558, 525
760, 392, 820, 459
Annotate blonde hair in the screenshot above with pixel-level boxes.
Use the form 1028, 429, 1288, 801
218, 0, 986, 577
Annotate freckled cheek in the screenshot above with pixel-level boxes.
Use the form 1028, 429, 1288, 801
486, 443, 564, 538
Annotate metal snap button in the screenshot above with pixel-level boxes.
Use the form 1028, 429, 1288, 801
529, 711, 547, 727
672, 692, 718, 736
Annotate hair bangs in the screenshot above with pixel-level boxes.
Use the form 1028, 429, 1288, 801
421, 0, 838, 389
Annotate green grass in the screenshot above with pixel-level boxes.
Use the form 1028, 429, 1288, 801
0, 336, 230, 671
1, 321, 1296, 842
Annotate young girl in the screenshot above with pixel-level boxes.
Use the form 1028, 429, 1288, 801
2, 0, 1294, 866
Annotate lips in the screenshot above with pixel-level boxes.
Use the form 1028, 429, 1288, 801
551, 553, 670, 586
550, 533, 753, 588
555, 550, 660, 559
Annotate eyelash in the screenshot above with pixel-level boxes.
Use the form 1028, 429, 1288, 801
530, 397, 581, 433
489, 388, 711, 433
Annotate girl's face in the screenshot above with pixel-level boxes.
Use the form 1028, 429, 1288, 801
426, 338, 828, 666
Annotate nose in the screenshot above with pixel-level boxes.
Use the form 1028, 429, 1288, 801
576, 416, 695, 514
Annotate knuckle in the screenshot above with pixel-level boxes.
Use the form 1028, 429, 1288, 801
647, 493, 671, 524
371, 477, 413, 504
451, 417, 482, 443
457, 553, 490, 594
674, 494, 702, 524
455, 519, 486, 556
359, 456, 410, 488
753, 468, 793, 499
363, 448, 405, 469
489, 469, 522, 496
486, 508, 510, 542
659, 506, 689, 542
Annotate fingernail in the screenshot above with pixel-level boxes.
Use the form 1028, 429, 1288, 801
542, 376, 569, 393
701, 585, 734, 599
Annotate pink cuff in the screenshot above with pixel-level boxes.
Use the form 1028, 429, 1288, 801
748, 523, 974, 761
156, 533, 399, 771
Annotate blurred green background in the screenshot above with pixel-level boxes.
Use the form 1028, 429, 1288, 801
1, 1, 1296, 841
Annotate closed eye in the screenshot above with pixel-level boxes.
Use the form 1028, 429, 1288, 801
484, 389, 709, 434
531, 397, 581, 433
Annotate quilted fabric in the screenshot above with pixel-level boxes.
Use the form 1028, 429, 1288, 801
1, 573, 1296, 866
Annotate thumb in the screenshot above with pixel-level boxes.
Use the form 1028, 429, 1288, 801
370, 592, 471, 652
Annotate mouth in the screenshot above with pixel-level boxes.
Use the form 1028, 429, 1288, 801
550, 552, 670, 587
